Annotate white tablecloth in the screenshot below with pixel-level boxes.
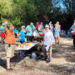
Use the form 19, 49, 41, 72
15, 42, 39, 51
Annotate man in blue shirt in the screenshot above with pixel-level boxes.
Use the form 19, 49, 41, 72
26, 22, 35, 42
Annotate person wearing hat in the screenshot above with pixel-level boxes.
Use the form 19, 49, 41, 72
5, 23, 16, 70
26, 22, 35, 42
42, 24, 54, 63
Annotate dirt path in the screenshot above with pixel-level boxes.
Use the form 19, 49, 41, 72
0, 38, 75, 75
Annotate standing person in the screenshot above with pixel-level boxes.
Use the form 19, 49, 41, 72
54, 21, 60, 44
5, 22, 16, 70
13, 27, 18, 38
38, 22, 44, 32
19, 26, 26, 56
26, 22, 35, 42
70, 20, 75, 48
19, 26, 26, 43
0, 23, 6, 43
49, 21, 54, 33
42, 24, 54, 63
40, 22, 44, 29
35, 22, 39, 31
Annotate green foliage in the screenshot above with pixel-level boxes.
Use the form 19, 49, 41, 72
0, 0, 75, 30
0, 0, 13, 17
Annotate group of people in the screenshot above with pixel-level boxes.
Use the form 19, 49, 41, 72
0, 19, 62, 70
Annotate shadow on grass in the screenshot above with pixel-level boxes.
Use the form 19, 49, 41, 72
0, 58, 6, 69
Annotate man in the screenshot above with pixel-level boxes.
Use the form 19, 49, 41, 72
42, 24, 54, 63
26, 22, 35, 42
5, 21, 16, 70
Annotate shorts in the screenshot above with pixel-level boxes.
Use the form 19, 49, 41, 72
42, 45, 50, 51
42, 45, 53, 60
1, 32, 5, 38
55, 32, 59, 37
5, 44, 15, 58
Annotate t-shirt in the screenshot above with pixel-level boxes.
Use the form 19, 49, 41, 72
19, 30, 25, 42
35, 24, 39, 30
26, 25, 35, 36
38, 24, 42, 31
5, 30, 16, 44
40, 24, 44, 29
55, 24, 61, 32
0, 26, 5, 32
13, 29, 18, 34
44, 30, 54, 46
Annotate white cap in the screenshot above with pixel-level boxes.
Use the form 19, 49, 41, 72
30, 22, 34, 26
45, 24, 49, 28
21, 26, 25, 29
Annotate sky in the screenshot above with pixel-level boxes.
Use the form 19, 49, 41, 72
52, 0, 66, 12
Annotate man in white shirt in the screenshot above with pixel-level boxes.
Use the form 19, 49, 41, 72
42, 24, 54, 63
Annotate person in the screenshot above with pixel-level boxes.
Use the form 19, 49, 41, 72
0, 23, 6, 43
13, 27, 18, 38
49, 21, 54, 33
38, 22, 44, 32
70, 20, 75, 31
35, 22, 39, 31
40, 22, 44, 29
42, 24, 54, 63
5, 22, 17, 70
70, 20, 75, 48
19, 26, 26, 43
54, 21, 61, 44
19, 26, 26, 56
26, 22, 35, 42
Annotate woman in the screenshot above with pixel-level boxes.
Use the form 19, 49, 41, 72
49, 21, 54, 33
54, 21, 60, 44
19, 26, 26, 57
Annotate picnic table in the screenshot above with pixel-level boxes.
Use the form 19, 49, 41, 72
15, 41, 40, 51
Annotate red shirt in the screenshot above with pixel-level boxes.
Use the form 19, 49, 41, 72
35, 24, 39, 30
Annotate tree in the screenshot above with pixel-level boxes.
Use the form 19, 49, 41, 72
0, 0, 13, 18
